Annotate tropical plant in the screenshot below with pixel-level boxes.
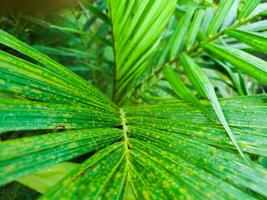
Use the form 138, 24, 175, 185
0, 0, 267, 199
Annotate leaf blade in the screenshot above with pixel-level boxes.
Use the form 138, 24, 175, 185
179, 54, 247, 161
109, 0, 177, 104
202, 42, 267, 85
225, 29, 267, 54
239, 0, 262, 19
208, 0, 235, 35
0, 128, 123, 185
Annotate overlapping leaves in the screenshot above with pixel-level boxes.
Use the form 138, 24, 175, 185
109, 0, 176, 104
0, 0, 267, 199
26, 96, 267, 199
159, 0, 267, 160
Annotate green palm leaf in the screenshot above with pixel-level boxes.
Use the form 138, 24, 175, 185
179, 53, 246, 160
0, 1, 267, 199
26, 94, 267, 199
40, 142, 126, 199
238, 0, 262, 19
170, 7, 195, 59
185, 8, 205, 50
225, 29, 267, 54
109, 0, 176, 104
163, 64, 212, 119
0, 98, 120, 132
0, 29, 117, 110
202, 43, 267, 84
0, 128, 123, 184
208, 0, 235, 35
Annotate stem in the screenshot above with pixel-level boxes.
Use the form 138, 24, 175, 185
120, 108, 129, 153
120, 108, 130, 175
119, 108, 133, 198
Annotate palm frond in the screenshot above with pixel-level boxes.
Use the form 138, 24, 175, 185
109, 0, 176, 104
0, 128, 123, 184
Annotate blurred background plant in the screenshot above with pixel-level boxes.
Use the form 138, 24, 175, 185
0, 0, 114, 95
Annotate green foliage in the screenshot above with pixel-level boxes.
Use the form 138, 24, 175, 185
202, 43, 267, 84
238, 0, 262, 19
225, 29, 267, 53
109, 0, 177, 104
0, 0, 267, 199
208, 0, 235, 35
180, 53, 246, 160
18, 162, 79, 194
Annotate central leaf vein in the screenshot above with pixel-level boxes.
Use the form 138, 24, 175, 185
120, 108, 129, 153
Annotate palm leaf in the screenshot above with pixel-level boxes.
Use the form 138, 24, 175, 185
125, 96, 267, 156
239, 0, 262, 19
170, 7, 195, 59
202, 43, 267, 84
163, 64, 212, 119
0, 29, 116, 110
0, 128, 123, 184
179, 53, 246, 160
225, 29, 267, 54
109, 0, 176, 104
208, 0, 235, 35
185, 8, 205, 50
24, 95, 267, 199
40, 142, 126, 199
0, 98, 120, 132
